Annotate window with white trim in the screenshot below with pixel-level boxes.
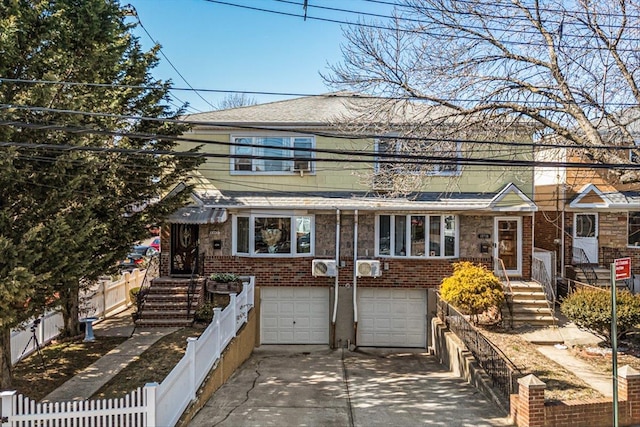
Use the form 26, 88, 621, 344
375, 139, 461, 176
234, 214, 313, 256
628, 212, 640, 247
377, 214, 457, 257
232, 136, 314, 174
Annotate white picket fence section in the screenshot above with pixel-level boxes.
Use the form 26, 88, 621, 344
9, 269, 146, 366
2, 276, 255, 427
1, 386, 151, 427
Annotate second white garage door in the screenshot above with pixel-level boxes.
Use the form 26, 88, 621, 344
357, 288, 427, 348
261, 287, 330, 344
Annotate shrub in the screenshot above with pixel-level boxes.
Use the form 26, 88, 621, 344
440, 261, 504, 324
561, 288, 640, 346
194, 302, 214, 323
209, 272, 240, 283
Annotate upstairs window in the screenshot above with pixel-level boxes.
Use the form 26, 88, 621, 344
232, 136, 314, 174
375, 139, 461, 176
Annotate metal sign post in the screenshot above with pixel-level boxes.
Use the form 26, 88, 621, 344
611, 257, 631, 427
611, 262, 619, 427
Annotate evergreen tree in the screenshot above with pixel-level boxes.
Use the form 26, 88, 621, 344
0, 0, 202, 388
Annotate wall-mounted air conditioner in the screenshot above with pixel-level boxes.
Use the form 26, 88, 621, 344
312, 259, 337, 277
356, 260, 381, 277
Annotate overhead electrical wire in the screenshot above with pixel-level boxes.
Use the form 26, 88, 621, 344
122, 4, 212, 113
202, 0, 640, 50
5, 76, 640, 109
3, 102, 640, 153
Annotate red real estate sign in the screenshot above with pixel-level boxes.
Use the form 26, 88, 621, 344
615, 257, 632, 281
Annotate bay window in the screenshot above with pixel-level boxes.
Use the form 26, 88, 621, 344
234, 214, 313, 256
377, 214, 457, 257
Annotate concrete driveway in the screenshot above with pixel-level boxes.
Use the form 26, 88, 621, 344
189, 346, 513, 427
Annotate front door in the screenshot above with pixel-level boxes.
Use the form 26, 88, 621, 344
573, 213, 598, 264
170, 223, 199, 276
494, 217, 522, 276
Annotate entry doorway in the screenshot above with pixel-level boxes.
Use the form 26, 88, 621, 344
572, 213, 598, 264
170, 223, 199, 276
494, 217, 522, 277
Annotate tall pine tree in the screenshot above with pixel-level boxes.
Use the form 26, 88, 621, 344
0, 0, 202, 388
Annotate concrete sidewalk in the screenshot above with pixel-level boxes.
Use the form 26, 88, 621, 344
519, 314, 614, 397
42, 307, 177, 402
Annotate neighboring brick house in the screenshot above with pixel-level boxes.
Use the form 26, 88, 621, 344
534, 145, 640, 286
160, 93, 538, 348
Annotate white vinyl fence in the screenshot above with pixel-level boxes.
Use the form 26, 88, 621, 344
2, 276, 255, 427
10, 269, 146, 366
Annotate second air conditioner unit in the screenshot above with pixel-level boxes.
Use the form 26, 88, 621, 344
356, 260, 381, 278
312, 259, 337, 277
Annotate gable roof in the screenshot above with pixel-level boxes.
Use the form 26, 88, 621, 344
569, 183, 640, 209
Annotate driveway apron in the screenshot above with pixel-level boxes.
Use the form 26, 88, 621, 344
188, 346, 512, 427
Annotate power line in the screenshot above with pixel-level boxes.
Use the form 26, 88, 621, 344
202, 0, 640, 50
6, 77, 640, 109
4, 102, 640, 155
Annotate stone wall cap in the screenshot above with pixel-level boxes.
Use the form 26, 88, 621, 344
619, 365, 640, 379
518, 374, 546, 388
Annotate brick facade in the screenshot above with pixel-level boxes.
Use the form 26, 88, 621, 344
160, 213, 534, 282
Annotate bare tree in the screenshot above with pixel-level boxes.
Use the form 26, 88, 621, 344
324, 0, 640, 188
216, 93, 258, 110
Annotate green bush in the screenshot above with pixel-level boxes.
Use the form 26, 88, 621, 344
209, 272, 239, 283
440, 261, 504, 324
194, 302, 215, 323
561, 288, 640, 345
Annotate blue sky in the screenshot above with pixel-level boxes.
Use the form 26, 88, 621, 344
125, 0, 393, 113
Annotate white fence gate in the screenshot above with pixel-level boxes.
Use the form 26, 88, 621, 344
2, 276, 255, 427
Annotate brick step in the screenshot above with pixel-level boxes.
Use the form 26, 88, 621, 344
143, 302, 195, 311
145, 286, 202, 295
135, 318, 194, 328
138, 309, 194, 319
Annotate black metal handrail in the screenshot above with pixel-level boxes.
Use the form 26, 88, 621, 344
436, 293, 522, 409
186, 254, 199, 316
572, 246, 598, 286
134, 254, 159, 320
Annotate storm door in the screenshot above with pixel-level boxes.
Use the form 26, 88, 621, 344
572, 213, 598, 264
494, 217, 522, 276
170, 223, 199, 276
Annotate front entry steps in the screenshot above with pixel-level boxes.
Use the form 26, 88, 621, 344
503, 280, 556, 327
134, 277, 205, 328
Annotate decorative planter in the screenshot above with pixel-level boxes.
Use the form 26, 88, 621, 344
206, 279, 242, 294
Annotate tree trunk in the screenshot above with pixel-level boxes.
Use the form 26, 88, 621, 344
0, 325, 13, 389
60, 286, 81, 337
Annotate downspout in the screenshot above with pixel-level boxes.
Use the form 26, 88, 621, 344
353, 209, 358, 347
332, 209, 340, 349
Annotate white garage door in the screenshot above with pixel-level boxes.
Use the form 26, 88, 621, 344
261, 287, 330, 344
358, 288, 427, 348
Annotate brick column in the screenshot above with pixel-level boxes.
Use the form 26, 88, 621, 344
619, 365, 640, 423
513, 374, 546, 427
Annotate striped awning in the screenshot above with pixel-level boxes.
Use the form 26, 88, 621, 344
168, 207, 228, 224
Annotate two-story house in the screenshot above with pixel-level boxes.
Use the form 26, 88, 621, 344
535, 144, 640, 289
156, 93, 538, 348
